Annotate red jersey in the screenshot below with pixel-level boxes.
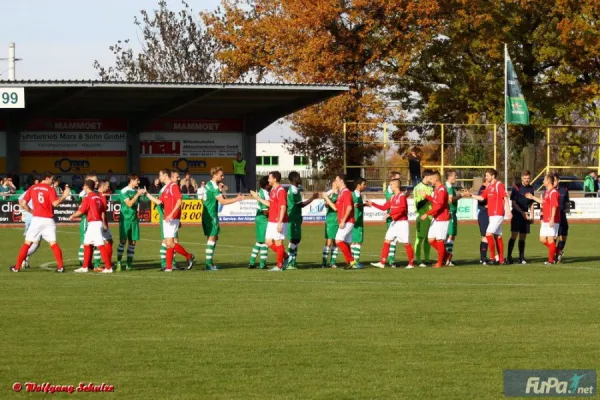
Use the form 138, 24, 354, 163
160, 182, 182, 219
78, 192, 105, 222
268, 185, 288, 223
371, 193, 408, 221
336, 187, 355, 224
23, 183, 58, 218
481, 180, 507, 217
426, 185, 450, 221
542, 188, 560, 223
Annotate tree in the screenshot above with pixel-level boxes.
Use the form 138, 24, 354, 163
204, 0, 442, 175
94, 0, 218, 82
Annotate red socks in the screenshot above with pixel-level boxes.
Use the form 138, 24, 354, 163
275, 245, 285, 268
15, 243, 32, 271
380, 242, 391, 263
83, 245, 93, 268
50, 244, 64, 269
548, 241, 556, 262
336, 241, 354, 263
174, 243, 191, 259
435, 240, 445, 265
97, 245, 112, 269
106, 241, 113, 259
486, 235, 496, 260
496, 237, 505, 262
166, 248, 175, 270
405, 244, 415, 264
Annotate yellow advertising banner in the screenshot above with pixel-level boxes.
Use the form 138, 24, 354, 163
19, 157, 127, 174
150, 200, 203, 223
141, 158, 235, 174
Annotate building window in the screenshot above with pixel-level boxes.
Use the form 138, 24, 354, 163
256, 156, 279, 166
294, 156, 309, 166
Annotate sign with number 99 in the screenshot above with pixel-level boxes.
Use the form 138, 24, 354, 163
0, 88, 25, 109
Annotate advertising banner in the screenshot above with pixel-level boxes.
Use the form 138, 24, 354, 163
150, 200, 204, 223
0, 130, 5, 173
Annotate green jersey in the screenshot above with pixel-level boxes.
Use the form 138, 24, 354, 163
352, 190, 364, 227
445, 182, 457, 213
287, 185, 303, 223
203, 180, 222, 218
413, 182, 433, 216
256, 188, 269, 216
385, 185, 394, 216
120, 186, 141, 223
325, 190, 338, 226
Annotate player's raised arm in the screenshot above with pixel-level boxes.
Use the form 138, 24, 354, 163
250, 190, 270, 207
124, 188, 145, 208
300, 192, 319, 208
525, 192, 542, 204
216, 192, 244, 205
51, 186, 70, 208
145, 191, 163, 205
322, 192, 337, 211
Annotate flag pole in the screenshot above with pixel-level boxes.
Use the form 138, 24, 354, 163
504, 43, 509, 186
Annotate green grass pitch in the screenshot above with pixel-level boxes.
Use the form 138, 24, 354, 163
1, 223, 599, 399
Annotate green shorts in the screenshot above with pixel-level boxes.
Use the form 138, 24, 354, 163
119, 220, 140, 241
415, 216, 432, 239
255, 215, 268, 242
448, 213, 458, 237
352, 225, 364, 243
79, 218, 88, 244
202, 213, 220, 237
288, 221, 302, 241
325, 222, 338, 240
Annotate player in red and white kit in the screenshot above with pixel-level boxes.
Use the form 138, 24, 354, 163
146, 169, 194, 272
526, 174, 560, 265
419, 171, 450, 268
368, 179, 415, 269
10, 172, 71, 273
97, 180, 114, 262
251, 171, 289, 271
468, 168, 511, 264
69, 179, 113, 273
322, 174, 360, 269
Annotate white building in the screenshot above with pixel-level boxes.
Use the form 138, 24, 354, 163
256, 142, 321, 177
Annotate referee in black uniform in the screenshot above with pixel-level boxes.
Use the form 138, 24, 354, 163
507, 170, 535, 264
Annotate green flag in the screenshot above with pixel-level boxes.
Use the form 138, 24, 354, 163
505, 52, 529, 125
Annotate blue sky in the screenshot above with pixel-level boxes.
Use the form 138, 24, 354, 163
0, 0, 291, 141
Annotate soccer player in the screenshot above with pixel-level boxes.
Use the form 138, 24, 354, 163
146, 169, 195, 272
444, 169, 465, 265
369, 179, 415, 268
476, 176, 490, 264
201, 167, 244, 270
419, 171, 449, 268
533, 174, 560, 265
77, 175, 102, 269
322, 174, 360, 270
554, 174, 570, 262
18, 187, 42, 269
507, 170, 535, 264
69, 180, 113, 273
251, 171, 289, 271
384, 171, 402, 266
97, 180, 114, 264
248, 176, 270, 269
155, 169, 178, 270
468, 169, 510, 265
286, 171, 318, 269
10, 172, 71, 273
116, 174, 145, 271
322, 184, 340, 268
351, 177, 368, 263
413, 170, 433, 267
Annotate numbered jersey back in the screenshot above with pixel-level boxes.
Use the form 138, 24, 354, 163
24, 183, 58, 218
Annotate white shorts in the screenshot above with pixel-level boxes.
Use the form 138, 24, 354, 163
428, 220, 449, 241
162, 219, 180, 239
102, 226, 112, 241
83, 221, 105, 247
384, 220, 410, 244
266, 222, 287, 241
335, 222, 354, 243
486, 216, 504, 235
23, 213, 41, 241
25, 217, 56, 243
540, 222, 559, 238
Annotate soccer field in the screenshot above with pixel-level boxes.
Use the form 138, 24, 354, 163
1, 223, 599, 399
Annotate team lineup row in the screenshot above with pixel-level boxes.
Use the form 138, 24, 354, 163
9, 166, 568, 273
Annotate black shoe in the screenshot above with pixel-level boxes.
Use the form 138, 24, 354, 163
55, 268, 64, 273
186, 254, 195, 270
248, 264, 256, 269
9, 266, 19, 273
506, 257, 513, 265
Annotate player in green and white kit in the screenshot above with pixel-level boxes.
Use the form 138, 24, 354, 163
444, 169, 464, 266
351, 177, 368, 262
286, 171, 318, 269
248, 176, 270, 269
385, 171, 402, 266
322, 182, 340, 268
77, 174, 102, 269
116, 173, 146, 271
202, 166, 244, 270
413, 169, 433, 266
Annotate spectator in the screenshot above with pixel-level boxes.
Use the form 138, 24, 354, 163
52, 177, 63, 196
106, 169, 118, 190
149, 177, 162, 194
180, 173, 197, 194
233, 152, 247, 192
139, 171, 150, 190
8, 170, 19, 189
72, 168, 84, 188
0, 177, 16, 197
407, 148, 421, 187
197, 181, 207, 201
583, 171, 598, 197
25, 170, 38, 189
